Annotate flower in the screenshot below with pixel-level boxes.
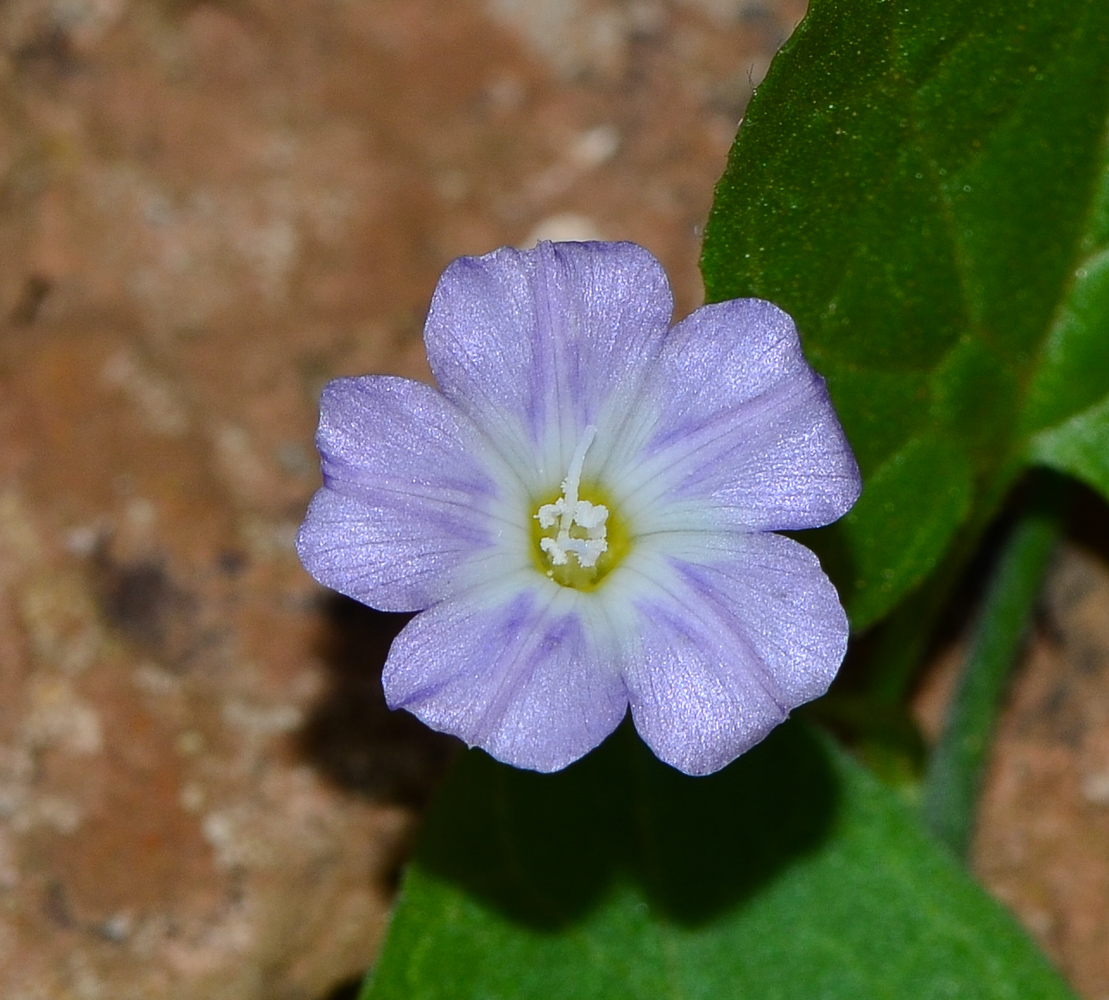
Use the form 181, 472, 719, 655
296, 241, 860, 776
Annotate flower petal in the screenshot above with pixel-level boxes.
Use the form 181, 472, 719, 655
615, 298, 860, 533
383, 577, 628, 772
422, 241, 673, 484
296, 376, 521, 612
619, 531, 848, 775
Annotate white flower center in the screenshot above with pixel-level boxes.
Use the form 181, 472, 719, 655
535, 425, 609, 569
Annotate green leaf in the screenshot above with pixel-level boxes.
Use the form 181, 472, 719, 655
363, 724, 1075, 1000
701, 0, 1109, 630
1024, 247, 1109, 497
828, 430, 973, 629
1029, 396, 1109, 497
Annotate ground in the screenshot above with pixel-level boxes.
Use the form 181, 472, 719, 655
0, 2, 1106, 998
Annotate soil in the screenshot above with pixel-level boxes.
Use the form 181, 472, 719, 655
0, 1, 1106, 998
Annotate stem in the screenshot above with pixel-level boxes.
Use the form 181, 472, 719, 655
921, 475, 1067, 860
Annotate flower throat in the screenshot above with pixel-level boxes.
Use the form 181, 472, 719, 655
531, 426, 629, 590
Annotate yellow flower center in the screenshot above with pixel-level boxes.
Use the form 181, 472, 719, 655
530, 426, 631, 591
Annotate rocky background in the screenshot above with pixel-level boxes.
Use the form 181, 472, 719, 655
0, 1, 1106, 998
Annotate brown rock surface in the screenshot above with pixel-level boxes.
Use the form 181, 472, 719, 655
974, 527, 1109, 1000
3, 1, 1107, 997
0, 1, 808, 997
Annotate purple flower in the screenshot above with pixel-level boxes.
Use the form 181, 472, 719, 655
296, 241, 860, 776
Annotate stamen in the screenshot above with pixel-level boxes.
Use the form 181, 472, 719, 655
534, 425, 610, 572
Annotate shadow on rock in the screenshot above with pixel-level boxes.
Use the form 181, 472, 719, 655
297, 593, 458, 808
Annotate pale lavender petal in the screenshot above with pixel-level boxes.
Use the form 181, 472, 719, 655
383, 579, 628, 772
423, 242, 673, 476
296, 376, 512, 613
621, 531, 848, 775
616, 298, 860, 533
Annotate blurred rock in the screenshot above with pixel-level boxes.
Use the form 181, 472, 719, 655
524, 211, 605, 245
0, 314, 448, 999
975, 531, 1109, 1000
20, 0, 1100, 999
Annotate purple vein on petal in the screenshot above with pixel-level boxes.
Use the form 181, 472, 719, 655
621, 548, 790, 715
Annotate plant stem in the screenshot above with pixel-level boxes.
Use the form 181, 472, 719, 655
921, 475, 1067, 860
